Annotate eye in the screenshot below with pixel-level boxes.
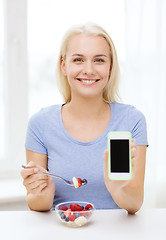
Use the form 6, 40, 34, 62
95, 58, 105, 63
73, 58, 84, 63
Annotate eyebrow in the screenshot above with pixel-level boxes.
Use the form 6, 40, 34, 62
71, 54, 108, 58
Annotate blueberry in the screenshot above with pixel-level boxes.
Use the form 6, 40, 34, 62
81, 206, 84, 210
60, 212, 66, 219
82, 179, 87, 185
75, 213, 80, 218
65, 217, 69, 222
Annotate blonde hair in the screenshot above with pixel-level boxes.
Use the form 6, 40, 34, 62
56, 23, 121, 103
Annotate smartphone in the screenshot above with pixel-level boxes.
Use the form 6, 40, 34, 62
107, 131, 132, 180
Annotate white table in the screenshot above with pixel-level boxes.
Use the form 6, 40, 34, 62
0, 209, 166, 240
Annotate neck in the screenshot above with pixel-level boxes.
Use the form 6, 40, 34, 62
66, 95, 109, 120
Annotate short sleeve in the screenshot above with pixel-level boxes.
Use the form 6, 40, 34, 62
25, 110, 48, 154
127, 106, 148, 146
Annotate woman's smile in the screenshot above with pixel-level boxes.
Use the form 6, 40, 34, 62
76, 78, 100, 85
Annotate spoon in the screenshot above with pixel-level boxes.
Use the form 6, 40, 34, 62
21, 165, 87, 187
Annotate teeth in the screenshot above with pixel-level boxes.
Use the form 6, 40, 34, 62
81, 80, 96, 84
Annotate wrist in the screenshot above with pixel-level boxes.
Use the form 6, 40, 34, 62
26, 191, 54, 211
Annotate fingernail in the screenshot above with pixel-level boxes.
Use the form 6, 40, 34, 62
34, 168, 39, 173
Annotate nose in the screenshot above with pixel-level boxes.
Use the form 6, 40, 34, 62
82, 61, 94, 75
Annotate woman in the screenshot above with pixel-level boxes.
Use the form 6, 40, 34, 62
21, 23, 148, 214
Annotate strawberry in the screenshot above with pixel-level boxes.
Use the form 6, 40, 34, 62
69, 204, 73, 210
70, 204, 82, 211
64, 209, 71, 218
60, 206, 68, 211
69, 213, 76, 222
77, 178, 82, 187
75, 204, 83, 211
70, 204, 77, 211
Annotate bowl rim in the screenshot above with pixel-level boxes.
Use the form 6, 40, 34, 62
55, 201, 95, 212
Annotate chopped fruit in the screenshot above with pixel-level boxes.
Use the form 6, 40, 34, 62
70, 204, 83, 211
72, 177, 79, 188
75, 204, 83, 211
74, 216, 87, 226
65, 217, 69, 222
64, 209, 71, 218
70, 204, 77, 211
85, 211, 92, 217
69, 204, 74, 210
85, 204, 93, 210
69, 213, 76, 222
77, 178, 82, 187
79, 209, 86, 217
60, 206, 68, 211
82, 179, 88, 185
60, 212, 66, 219
75, 213, 80, 218
72, 177, 88, 188
57, 202, 94, 227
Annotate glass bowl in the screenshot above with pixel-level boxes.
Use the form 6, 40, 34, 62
55, 201, 95, 227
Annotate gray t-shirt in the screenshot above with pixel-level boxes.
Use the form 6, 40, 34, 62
25, 102, 148, 209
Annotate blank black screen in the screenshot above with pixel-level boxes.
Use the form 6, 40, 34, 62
110, 139, 129, 172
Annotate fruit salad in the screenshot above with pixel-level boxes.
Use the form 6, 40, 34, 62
55, 201, 95, 227
72, 177, 87, 188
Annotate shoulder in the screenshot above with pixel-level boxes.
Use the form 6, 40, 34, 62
111, 102, 145, 119
28, 104, 61, 127
109, 102, 148, 145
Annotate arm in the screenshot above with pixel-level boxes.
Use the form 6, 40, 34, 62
20, 149, 55, 211
104, 142, 147, 214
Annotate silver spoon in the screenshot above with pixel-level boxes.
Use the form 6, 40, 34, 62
21, 165, 87, 187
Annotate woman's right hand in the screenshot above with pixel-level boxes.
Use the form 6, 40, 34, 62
20, 161, 55, 196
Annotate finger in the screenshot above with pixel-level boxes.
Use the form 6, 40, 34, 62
27, 161, 48, 172
26, 179, 48, 191
29, 182, 48, 195
21, 161, 48, 179
131, 147, 137, 159
20, 167, 39, 179
23, 172, 48, 186
104, 149, 108, 169
131, 138, 136, 147
104, 150, 109, 180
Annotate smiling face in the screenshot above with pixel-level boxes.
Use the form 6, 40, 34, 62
61, 33, 111, 101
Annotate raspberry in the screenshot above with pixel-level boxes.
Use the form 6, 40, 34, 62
60, 206, 68, 211
85, 204, 93, 210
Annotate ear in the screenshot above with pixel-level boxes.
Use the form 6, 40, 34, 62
61, 57, 67, 76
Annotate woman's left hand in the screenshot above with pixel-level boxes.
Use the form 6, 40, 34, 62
103, 139, 146, 213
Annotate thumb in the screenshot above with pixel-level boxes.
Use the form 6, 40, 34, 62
26, 161, 37, 168
26, 161, 47, 172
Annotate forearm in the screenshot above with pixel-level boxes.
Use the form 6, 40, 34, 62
26, 192, 54, 212
112, 180, 144, 214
